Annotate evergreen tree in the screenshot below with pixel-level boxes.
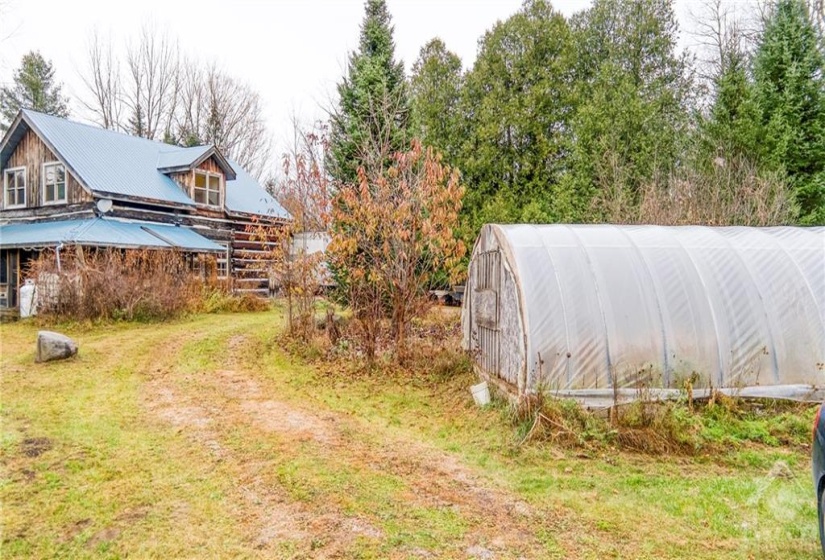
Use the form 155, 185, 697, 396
565, 0, 692, 221
753, 0, 825, 223
409, 38, 464, 162
0, 51, 69, 132
700, 45, 761, 164
458, 0, 575, 235
328, 0, 411, 184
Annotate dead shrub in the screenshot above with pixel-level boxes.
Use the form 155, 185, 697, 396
612, 401, 700, 454
513, 394, 613, 447
289, 306, 473, 385
636, 155, 796, 226
593, 150, 796, 226
27, 246, 266, 322
506, 389, 813, 457
198, 286, 270, 314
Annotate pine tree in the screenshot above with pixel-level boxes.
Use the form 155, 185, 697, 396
0, 51, 70, 132
701, 46, 761, 163
753, 0, 825, 223
328, 0, 411, 185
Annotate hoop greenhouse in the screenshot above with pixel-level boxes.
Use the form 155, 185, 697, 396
461, 224, 825, 401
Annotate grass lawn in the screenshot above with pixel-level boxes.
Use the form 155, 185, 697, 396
0, 309, 820, 559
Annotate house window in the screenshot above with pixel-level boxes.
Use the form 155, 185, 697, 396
3, 167, 26, 208
216, 246, 229, 279
43, 162, 67, 205
193, 170, 221, 207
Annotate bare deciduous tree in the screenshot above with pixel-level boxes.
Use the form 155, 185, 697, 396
80, 30, 122, 131
174, 62, 272, 179
808, 0, 825, 45
275, 117, 332, 232
263, 119, 332, 339
174, 59, 206, 145
124, 23, 179, 140
80, 25, 274, 180
690, 0, 754, 85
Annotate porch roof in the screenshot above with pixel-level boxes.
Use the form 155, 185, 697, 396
0, 218, 225, 253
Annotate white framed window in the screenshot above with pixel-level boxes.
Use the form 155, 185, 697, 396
216, 244, 229, 279
42, 162, 67, 205
3, 167, 26, 208
193, 170, 222, 208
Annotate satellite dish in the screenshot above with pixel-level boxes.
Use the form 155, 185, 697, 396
96, 198, 113, 214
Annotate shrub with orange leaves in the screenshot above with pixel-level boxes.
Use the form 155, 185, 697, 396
328, 139, 466, 361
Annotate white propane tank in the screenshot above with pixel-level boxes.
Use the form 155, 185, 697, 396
19, 280, 37, 318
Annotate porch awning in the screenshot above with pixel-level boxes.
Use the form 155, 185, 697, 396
0, 218, 225, 253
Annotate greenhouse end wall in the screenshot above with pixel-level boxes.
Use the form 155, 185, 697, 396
461, 224, 825, 398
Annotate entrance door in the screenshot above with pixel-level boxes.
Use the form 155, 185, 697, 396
0, 250, 19, 309
473, 250, 501, 376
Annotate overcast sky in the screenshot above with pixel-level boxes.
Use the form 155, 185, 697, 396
1, 0, 720, 162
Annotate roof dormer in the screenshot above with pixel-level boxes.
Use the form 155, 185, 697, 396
156, 145, 236, 180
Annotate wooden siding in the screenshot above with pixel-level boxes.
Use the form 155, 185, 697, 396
2, 129, 90, 209
2, 134, 286, 297
170, 156, 225, 201
197, 157, 223, 174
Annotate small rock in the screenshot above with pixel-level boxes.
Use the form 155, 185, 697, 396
36, 331, 78, 363
466, 545, 494, 560
564, 467, 573, 474
510, 500, 532, 517
490, 536, 506, 549
768, 460, 794, 480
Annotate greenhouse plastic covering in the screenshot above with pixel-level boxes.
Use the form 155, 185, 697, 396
461, 224, 825, 399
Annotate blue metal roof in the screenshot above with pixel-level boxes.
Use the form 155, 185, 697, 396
156, 145, 237, 180
225, 158, 291, 218
0, 218, 225, 252
22, 110, 195, 206
156, 146, 212, 171
4, 110, 290, 219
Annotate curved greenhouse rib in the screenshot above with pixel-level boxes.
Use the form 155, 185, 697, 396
565, 225, 613, 387
534, 225, 573, 386
641, 228, 725, 386
613, 226, 671, 385
763, 228, 825, 332
755, 227, 825, 342
710, 228, 780, 383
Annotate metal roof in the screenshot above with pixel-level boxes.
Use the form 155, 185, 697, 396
21, 110, 195, 206
0, 218, 225, 252
156, 145, 237, 180
156, 146, 212, 171
2, 110, 289, 218
225, 158, 291, 218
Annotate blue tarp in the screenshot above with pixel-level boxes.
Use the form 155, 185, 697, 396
0, 218, 225, 252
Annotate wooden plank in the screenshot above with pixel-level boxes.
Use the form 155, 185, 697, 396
3, 128, 91, 209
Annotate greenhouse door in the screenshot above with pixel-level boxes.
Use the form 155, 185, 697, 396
474, 250, 501, 377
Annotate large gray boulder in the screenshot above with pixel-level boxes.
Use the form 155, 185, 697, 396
36, 331, 78, 363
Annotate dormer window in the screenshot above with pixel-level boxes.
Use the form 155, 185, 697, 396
43, 162, 67, 205
3, 167, 26, 208
193, 170, 221, 207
